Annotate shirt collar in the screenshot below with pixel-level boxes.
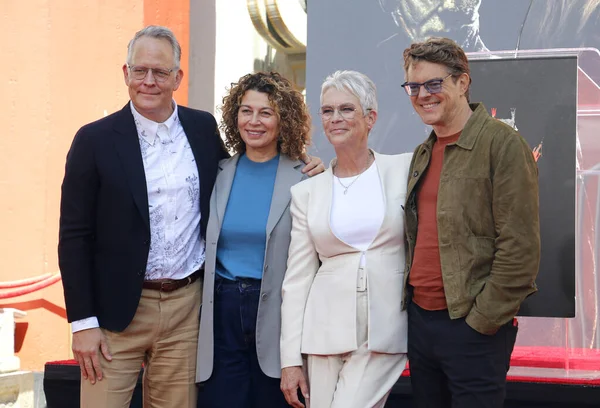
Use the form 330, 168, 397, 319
422, 102, 485, 152
130, 100, 179, 145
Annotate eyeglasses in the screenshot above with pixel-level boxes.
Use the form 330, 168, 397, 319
127, 65, 175, 83
319, 104, 371, 121
401, 74, 453, 96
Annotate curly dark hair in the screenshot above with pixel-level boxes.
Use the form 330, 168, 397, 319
219, 72, 311, 161
403, 37, 472, 102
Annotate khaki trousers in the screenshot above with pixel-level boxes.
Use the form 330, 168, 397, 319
81, 279, 201, 408
306, 290, 407, 408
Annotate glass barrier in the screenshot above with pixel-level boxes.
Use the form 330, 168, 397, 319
468, 48, 600, 382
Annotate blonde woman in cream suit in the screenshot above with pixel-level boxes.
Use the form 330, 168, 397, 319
280, 70, 411, 408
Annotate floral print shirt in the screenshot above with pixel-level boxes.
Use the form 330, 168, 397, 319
131, 101, 205, 280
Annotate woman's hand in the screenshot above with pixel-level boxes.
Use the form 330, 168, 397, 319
281, 366, 309, 408
300, 153, 325, 176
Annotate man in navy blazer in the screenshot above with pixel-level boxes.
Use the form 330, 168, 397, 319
58, 26, 228, 407
59, 25, 323, 407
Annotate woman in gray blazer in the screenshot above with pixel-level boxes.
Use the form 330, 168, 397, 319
196, 72, 319, 408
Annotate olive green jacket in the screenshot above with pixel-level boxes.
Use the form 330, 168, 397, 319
404, 103, 540, 335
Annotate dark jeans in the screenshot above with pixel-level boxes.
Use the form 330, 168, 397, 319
407, 301, 518, 408
198, 277, 288, 408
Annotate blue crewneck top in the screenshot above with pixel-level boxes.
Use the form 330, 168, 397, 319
215, 153, 279, 280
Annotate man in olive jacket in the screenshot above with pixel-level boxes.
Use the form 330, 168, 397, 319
401, 37, 540, 408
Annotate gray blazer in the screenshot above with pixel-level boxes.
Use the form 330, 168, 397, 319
196, 153, 306, 381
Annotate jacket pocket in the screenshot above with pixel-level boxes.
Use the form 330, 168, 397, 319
368, 269, 407, 353
466, 236, 495, 284
316, 268, 339, 276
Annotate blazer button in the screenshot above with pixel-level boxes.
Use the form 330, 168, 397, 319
138, 269, 144, 276
143, 240, 149, 246
261, 293, 268, 301
264, 265, 269, 272
413, 171, 419, 177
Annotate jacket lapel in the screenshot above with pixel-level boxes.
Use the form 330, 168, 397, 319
407, 142, 431, 199
369, 152, 393, 248
178, 106, 205, 192
215, 155, 240, 228
318, 161, 352, 249
112, 104, 150, 230
266, 155, 304, 237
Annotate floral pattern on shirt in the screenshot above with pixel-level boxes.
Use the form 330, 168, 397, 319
131, 103, 205, 280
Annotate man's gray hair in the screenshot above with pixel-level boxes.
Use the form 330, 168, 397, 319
126, 25, 181, 68
320, 70, 378, 114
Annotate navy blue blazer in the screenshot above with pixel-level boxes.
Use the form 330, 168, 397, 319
58, 104, 228, 331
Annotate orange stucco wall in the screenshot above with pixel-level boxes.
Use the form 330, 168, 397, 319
0, 0, 189, 371
145, 0, 190, 106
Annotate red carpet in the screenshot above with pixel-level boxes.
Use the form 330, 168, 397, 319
47, 346, 600, 385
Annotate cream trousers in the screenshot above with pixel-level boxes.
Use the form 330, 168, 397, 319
306, 290, 407, 408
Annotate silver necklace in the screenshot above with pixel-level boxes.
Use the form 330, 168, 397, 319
334, 153, 373, 195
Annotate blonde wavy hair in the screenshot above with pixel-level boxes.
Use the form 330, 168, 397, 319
219, 72, 311, 161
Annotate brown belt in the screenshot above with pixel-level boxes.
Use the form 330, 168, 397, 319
142, 269, 202, 292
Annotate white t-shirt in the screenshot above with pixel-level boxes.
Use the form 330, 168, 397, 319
330, 161, 385, 262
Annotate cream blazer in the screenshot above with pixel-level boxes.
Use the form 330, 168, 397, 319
280, 152, 413, 368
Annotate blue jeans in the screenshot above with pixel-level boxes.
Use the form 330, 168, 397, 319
198, 277, 288, 408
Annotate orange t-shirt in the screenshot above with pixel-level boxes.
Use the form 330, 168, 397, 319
409, 131, 461, 311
